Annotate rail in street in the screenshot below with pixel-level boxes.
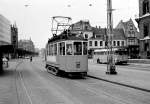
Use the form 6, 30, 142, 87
1, 57, 150, 104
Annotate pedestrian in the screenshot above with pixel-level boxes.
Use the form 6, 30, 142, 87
30, 56, 32, 62
97, 58, 100, 64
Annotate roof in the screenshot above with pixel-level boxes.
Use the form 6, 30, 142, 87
113, 29, 126, 40
70, 20, 92, 31
90, 28, 126, 40
116, 19, 136, 31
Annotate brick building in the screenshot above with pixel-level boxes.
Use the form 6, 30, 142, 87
136, 0, 150, 58
116, 19, 140, 58
70, 20, 93, 39
69, 20, 127, 58
11, 23, 18, 58
88, 27, 126, 50
18, 38, 35, 53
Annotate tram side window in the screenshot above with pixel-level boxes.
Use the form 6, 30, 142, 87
83, 42, 88, 55
50, 45, 53, 55
59, 42, 65, 55
49, 45, 51, 55
47, 45, 49, 55
74, 42, 82, 55
66, 44, 73, 55
54, 44, 57, 55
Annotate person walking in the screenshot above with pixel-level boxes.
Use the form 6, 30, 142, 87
30, 56, 32, 62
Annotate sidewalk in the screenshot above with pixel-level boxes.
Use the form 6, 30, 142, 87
0, 60, 20, 104
88, 61, 150, 92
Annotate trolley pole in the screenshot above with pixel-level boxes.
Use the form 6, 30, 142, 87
106, 0, 117, 74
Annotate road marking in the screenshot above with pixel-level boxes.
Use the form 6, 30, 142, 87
18, 71, 33, 104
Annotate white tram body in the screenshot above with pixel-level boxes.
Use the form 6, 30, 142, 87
45, 34, 88, 76
93, 48, 128, 64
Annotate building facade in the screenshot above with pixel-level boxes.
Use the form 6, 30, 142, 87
116, 19, 140, 58
136, 0, 150, 59
0, 14, 11, 71
0, 14, 11, 46
11, 23, 18, 58
88, 27, 127, 50
70, 20, 93, 39
70, 20, 127, 58
18, 38, 35, 53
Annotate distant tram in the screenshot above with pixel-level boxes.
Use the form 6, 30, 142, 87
45, 32, 88, 77
94, 48, 128, 64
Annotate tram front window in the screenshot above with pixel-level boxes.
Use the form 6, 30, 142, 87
74, 42, 82, 55
66, 44, 73, 55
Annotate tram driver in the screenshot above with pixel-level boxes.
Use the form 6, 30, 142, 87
66, 44, 73, 55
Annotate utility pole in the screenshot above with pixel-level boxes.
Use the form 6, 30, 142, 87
106, 0, 117, 74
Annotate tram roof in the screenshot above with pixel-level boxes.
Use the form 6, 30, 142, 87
48, 33, 87, 43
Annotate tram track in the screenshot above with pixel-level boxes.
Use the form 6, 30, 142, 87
42, 71, 127, 104
33, 62, 134, 104
32, 60, 150, 104
14, 60, 23, 104
31, 61, 84, 104
72, 79, 131, 104
14, 60, 34, 104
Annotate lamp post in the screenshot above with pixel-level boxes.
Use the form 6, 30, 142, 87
106, 0, 117, 74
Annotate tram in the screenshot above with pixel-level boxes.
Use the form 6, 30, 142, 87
45, 31, 88, 77
94, 48, 128, 64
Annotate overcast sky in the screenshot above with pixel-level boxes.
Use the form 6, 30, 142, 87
0, 0, 139, 49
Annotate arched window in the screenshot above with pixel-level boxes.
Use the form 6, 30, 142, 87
143, 0, 149, 15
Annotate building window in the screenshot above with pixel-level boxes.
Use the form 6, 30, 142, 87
95, 41, 98, 46
100, 41, 103, 46
129, 24, 134, 30
144, 43, 149, 51
128, 39, 135, 45
143, 0, 149, 15
144, 24, 149, 37
85, 34, 88, 39
117, 41, 120, 46
113, 41, 116, 46
105, 41, 108, 47
89, 41, 92, 46
122, 41, 124, 46
85, 26, 88, 30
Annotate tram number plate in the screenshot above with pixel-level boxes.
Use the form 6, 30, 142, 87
76, 62, 80, 68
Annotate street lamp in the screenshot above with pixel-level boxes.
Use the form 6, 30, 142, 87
106, 0, 117, 74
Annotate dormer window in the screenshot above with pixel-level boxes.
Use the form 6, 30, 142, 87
143, 0, 149, 15
85, 34, 88, 39
85, 26, 88, 30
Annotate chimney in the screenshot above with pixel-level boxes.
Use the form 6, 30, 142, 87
99, 26, 101, 29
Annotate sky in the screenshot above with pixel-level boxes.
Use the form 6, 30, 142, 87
0, 0, 139, 49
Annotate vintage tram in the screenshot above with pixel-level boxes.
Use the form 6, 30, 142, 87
45, 32, 88, 77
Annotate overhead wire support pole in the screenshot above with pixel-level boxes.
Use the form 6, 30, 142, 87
106, 0, 117, 75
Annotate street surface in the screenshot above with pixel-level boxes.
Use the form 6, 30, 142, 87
0, 57, 150, 104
